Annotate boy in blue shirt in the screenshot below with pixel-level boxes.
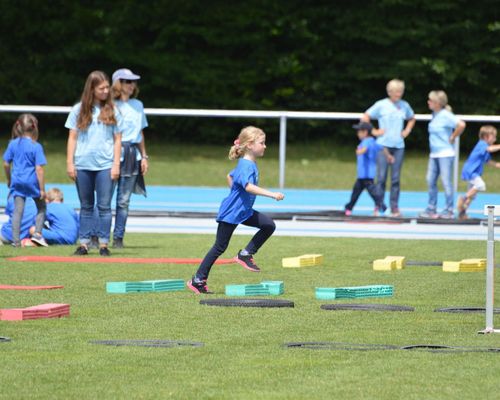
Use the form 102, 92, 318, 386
29, 188, 79, 244
345, 122, 392, 216
458, 125, 500, 219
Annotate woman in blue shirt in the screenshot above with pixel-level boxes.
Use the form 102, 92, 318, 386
362, 79, 415, 217
110, 68, 149, 249
66, 71, 122, 256
419, 90, 465, 219
187, 126, 284, 294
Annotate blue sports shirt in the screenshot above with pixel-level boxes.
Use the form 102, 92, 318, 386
461, 140, 491, 181
3, 137, 47, 197
65, 103, 122, 170
217, 158, 259, 224
428, 109, 458, 156
366, 98, 414, 149
357, 137, 381, 179
42, 202, 79, 245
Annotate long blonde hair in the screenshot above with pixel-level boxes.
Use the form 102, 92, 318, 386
111, 80, 140, 100
428, 90, 452, 112
228, 126, 265, 160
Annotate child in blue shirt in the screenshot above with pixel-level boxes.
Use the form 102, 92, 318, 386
2, 114, 48, 247
187, 126, 285, 294
458, 125, 500, 219
29, 188, 79, 245
0, 194, 37, 245
345, 122, 392, 216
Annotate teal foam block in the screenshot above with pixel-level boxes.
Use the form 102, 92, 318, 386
315, 285, 393, 300
107, 279, 185, 293
261, 281, 284, 295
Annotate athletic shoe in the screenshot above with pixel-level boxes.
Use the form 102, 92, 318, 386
234, 250, 261, 272
458, 212, 469, 220
187, 277, 214, 294
390, 209, 402, 218
112, 238, 124, 249
31, 234, 48, 247
418, 210, 439, 219
88, 236, 99, 249
373, 207, 379, 217
99, 247, 111, 257
344, 209, 352, 216
439, 211, 454, 219
74, 245, 88, 255
457, 196, 467, 213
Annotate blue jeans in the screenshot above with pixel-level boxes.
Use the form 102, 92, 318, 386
75, 169, 115, 245
425, 156, 454, 213
113, 174, 139, 239
377, 147, 405, 212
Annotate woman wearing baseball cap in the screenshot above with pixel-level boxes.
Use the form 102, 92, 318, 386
110, 68, 149, 248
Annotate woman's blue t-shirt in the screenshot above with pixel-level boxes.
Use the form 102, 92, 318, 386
217, 158, 259, 224
2, 137, 47, 197
428, 109, 458, 155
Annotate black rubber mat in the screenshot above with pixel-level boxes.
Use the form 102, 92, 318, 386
200, 298, 294, 308
434, 307, 500, 314
89, 340, 203, 348
321, 303, 414, 312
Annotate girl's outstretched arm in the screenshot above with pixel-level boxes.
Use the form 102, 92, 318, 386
245, 183, 284, 201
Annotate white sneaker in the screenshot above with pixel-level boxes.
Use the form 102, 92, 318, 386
31, 235, 48, 247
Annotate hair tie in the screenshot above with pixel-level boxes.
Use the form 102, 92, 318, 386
234, 139, 240, 146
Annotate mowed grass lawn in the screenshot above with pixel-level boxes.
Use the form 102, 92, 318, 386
1, 234, 500, 399
4, 139, 500, 193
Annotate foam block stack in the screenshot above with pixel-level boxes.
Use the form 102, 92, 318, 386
442, 259, 486, 272
315, 285, 393, 300
0, 303, 70, 321
373, 256, 405, 271
282, 254, 323, 268
106, 279, 185, 293
225, 281, 284, 296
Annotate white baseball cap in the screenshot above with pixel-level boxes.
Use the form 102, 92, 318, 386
112, 68, 141, 83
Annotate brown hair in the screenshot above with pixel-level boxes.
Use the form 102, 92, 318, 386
478, 125, 498, 140
77, 71, 117, 130
228, 126, 266, 160
111, 80, 140, 100
46, 187, 64, 202
11, 113, 39, 140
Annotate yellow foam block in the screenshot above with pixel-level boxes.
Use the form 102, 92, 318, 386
384, 256, 406, 269
282, 254, 323, 268
373, 259, 397, 271
443, 261, 486, 272
461, 258, 486, 267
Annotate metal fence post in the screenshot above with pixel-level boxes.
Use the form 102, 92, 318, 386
279, 115, 287, 189
453, 136, 460, 200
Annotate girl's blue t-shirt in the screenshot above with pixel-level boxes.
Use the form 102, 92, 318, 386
217, 158, 259, 224
366, 98, 414, 149
357, 137, 381, 179
115, 99, 148, 143
45, 202, 80, 244
2, 137, 47, 197
65, 103, 122, 170
461, 140, 491, 181
428, 109, 458, 155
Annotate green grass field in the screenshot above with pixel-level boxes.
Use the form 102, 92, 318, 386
5, 139, 500, 193
1, 234, 500, 399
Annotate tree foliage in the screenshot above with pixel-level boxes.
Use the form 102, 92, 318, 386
0, 0, 498, 149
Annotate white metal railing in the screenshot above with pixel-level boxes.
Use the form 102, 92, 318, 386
1, 105, 499, 189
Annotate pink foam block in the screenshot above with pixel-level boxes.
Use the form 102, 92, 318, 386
7, 256, 235, 265
0, 284, 64, 290
1, 304, 70, 321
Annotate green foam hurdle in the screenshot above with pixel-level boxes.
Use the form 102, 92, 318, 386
315, 285, 393, 300
107, 279, 185, 293
225, 281, 284, 296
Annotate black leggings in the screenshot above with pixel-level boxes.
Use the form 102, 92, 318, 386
195, 210, 276, 280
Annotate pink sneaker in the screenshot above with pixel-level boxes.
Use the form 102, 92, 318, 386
345, 209, 352, 216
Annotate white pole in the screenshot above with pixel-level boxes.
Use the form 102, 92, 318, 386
453, 137, 460, 202
479, 205, 500, 334
279, 115, 287, 189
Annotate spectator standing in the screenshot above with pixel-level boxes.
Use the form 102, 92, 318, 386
65, 70, 122, 256
419, 90, 466, 219
110, 68, 149, 248
362, 79, 416, 217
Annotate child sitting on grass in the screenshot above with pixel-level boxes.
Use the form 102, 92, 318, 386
29, 188, 79, 245
458, 125, 500, 219
0, 193, 37, 246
